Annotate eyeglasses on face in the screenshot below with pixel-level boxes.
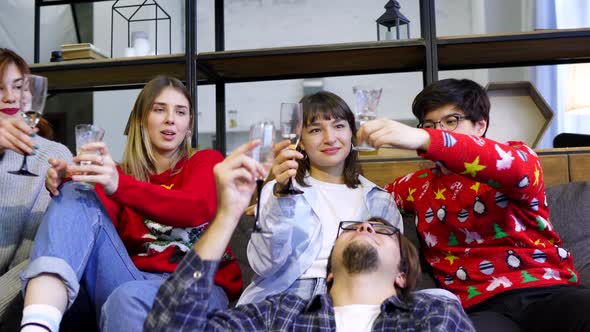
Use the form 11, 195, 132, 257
337, 221, 400, 237
417, 114, 470, 131
336, 220, 403, 264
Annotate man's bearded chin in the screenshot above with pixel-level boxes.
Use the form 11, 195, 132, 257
342, 241, 379, 274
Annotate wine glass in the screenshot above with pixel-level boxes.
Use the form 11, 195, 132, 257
352, 86, 382, 152
8, 74, 48, 176
248, 121, 276, 232
276, 102, 304, 196
75, 124, 105, 189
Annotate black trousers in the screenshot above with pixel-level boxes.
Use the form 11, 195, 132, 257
466, 285, 590, 332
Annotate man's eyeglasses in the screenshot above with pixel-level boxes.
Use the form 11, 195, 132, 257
336, 221, 403, 262
417, 114, 470, 132
337, 221, 400, 237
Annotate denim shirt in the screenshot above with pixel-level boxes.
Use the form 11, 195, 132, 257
238, 175, 402, 305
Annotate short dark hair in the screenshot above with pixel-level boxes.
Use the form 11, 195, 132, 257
326, 217, 421, 302
412, 79, 490, 136
295, 91, 362, 189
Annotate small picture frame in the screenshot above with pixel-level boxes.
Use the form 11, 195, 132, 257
486, 81, 554, 148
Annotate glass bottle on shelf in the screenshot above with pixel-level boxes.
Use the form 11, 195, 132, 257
228, 110, 238, 129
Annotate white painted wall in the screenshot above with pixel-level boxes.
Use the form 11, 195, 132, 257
92, 0, 489, 159
0, 0, 77, 63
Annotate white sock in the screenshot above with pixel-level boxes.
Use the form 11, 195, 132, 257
21, 304, 63, 332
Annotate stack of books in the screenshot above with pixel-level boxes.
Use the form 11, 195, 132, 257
60, 43, 108, 61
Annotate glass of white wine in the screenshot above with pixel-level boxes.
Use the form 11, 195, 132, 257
8, 74, 47, 176
249, 121, 276, 232
277, 102, 304, 196
352, 86, 382, 152
74, 124, 105, 189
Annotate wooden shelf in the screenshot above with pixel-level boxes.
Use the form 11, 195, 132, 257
30, 54, 199, 92
30, 29, 590, 91
197, 39, 426, 83
438, 28, 590, 70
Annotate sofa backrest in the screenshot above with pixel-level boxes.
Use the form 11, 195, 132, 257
360, 147, 590, 188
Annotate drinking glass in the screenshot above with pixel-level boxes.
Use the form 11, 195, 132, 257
352, 86, 382, 151
248, 121, 276, 232
75, 124, 105, 189
276, 102, 304, 196
8, 74, 48, 176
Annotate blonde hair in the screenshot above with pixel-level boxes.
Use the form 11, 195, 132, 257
121, 75, 193, 182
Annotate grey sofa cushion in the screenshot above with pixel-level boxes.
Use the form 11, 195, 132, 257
229, 215, 257, 287
402, 214, 438, 290
546, 181, 590, 287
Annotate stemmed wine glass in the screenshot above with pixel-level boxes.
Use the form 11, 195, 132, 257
8, 74, 48, 176
352, 86, 382, 152
276, 102, 304, 196
248, 121, 276, 232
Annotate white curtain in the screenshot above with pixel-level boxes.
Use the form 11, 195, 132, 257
533, 0, 590, 148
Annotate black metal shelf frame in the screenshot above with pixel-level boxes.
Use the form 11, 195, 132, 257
32, 1, 590, 155
34, 0, 199, 147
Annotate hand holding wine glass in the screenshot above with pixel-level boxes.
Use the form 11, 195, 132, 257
0, 117, 37, 156
8, 74, 47, 176
72, 124, 106, 190
276, 102, 304, 195
70, 141, 119, 195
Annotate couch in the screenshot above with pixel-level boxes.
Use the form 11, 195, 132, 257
2, 182, 587, 331
229, 181, 590, 297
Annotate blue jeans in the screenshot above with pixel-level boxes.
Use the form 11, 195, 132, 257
285, 277, 327, 301
21, 182, 228, 331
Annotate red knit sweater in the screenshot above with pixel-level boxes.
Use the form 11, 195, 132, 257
385, 129, 579, 309
94, 149, 242, 301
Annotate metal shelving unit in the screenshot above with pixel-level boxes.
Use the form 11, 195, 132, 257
31, 0, 590, 155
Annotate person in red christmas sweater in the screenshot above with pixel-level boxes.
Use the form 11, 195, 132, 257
19, 76, 241, 332
357, 79, 590, 332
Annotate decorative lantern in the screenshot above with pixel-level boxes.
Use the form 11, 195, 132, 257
376, 0, 410, 41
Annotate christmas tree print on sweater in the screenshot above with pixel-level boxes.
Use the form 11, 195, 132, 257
386, 129, 579, 309
139, 183, 231, 263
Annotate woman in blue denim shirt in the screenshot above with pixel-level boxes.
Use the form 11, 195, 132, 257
238, 91, 403, 305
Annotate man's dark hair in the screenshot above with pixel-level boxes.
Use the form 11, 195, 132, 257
326, 217, 421, 302
412, 79, 490, 137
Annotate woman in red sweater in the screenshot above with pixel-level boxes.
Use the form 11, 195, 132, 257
20, 76, 241, 332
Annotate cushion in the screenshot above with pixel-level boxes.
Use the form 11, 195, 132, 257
229, 215, 257, 288
402, 214, 438, 290
546, 182, 590, 287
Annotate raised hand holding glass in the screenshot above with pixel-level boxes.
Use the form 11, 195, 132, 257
75, 124, 105, 189
8, 74, 47, 176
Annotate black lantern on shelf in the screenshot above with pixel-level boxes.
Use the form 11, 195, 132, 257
376, 0, 410, 41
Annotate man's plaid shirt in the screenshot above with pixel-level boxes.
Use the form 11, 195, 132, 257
145, 250, 475, 331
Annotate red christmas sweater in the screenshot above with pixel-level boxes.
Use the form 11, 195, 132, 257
385, 129, 579, 309
94, 149, 242, 300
